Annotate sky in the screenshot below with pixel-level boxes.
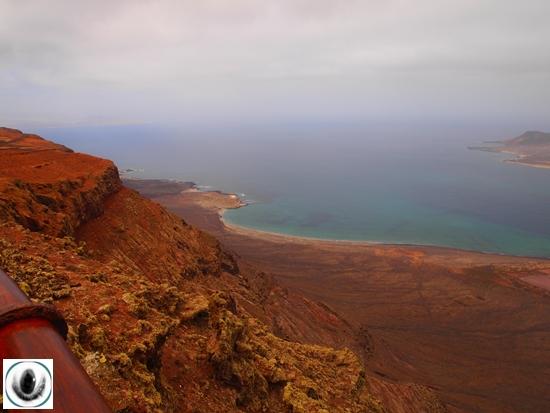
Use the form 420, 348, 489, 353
1, 0, 549, 128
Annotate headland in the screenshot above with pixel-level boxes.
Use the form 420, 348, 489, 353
469, 130, 550, 169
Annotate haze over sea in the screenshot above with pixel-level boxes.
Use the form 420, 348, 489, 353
36, 122, 550, 258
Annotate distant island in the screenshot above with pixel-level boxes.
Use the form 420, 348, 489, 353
469, 131, 550, 169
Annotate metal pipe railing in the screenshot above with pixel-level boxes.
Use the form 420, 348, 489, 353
0, 269, 112, 412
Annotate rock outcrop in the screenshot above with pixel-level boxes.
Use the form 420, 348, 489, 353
0, 127, 121, 235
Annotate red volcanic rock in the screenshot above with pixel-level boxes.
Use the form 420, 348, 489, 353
0, 127, 121, 236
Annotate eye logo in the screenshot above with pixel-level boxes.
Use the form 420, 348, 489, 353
3, 359, 53, 409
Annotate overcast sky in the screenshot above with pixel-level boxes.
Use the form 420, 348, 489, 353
1, 0, 549, 128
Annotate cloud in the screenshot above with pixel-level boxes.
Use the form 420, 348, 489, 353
1, 0, 549, 126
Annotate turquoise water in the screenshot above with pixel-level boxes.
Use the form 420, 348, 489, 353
35, 123, 550, 257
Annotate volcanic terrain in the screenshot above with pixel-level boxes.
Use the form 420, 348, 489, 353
0, 127, 449, 412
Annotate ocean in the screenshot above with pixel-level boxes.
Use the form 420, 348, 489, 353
35, 122, 550, 257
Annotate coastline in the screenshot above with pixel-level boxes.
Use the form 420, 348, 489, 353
221, 213, 550, 259
125, 177, 550, 262
219, 197, 550, 260
503, 158, 550, 169
469, 145, 550, 170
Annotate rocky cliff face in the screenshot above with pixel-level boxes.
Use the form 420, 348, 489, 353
0, 127, 446, 412
0, 127, 121, 235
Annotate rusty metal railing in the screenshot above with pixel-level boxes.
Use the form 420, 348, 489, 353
0, 269, 111, 412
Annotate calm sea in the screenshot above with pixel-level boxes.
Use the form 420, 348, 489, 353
35, 123, 550, 257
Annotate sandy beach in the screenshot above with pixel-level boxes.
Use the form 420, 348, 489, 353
503, 157, 550, 169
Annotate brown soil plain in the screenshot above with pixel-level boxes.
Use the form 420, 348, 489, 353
1, 127, 549, 412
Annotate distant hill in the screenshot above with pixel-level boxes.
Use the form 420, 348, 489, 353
507, 130, 550, 146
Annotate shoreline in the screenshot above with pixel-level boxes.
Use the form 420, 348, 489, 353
503, 158, 550, 170
169, 182, 550, 291
218, 145, 550, 254
125, 177, 550, 261
220, 207, 550, 261
469, 146, 550, 170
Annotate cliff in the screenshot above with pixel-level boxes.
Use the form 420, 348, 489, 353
0, 127, 121, 235
0, 127, 446, 412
